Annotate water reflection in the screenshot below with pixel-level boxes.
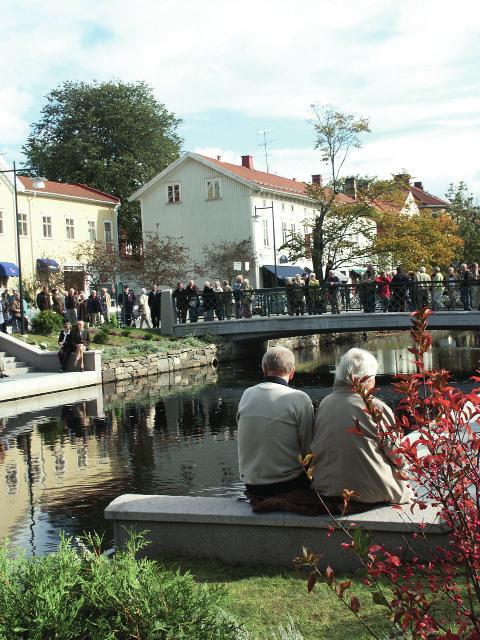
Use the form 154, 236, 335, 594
0, 330, 479, 554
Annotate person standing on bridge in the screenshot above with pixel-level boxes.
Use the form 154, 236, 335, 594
237, 346, 315, 513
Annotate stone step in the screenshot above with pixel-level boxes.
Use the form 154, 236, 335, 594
3, 360, 28, 369
2, 366, 34, 377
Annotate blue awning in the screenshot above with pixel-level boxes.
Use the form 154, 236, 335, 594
0, 262, 19, 277
37, 258, 59, 272
262, 265, 311, 279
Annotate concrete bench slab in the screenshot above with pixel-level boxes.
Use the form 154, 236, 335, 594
105, 494, 449, 571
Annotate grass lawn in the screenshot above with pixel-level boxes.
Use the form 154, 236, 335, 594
21, 326, 219, 360
161, 555, 393, 640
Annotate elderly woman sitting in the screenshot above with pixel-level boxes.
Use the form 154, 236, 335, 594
311, 348, 412, 507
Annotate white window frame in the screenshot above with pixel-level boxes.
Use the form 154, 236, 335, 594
104, 220, 113, 244
88, 220, 97, 241
206, 178, 221, 200
65, 217, 75, 240
290, 223, 296, 236
282, 222, 288, 244
0, 209, 4, 234
17, 213, 28, 236
263, 219, 270, 247
42, 215, 52, 239
166, 183, 181, 204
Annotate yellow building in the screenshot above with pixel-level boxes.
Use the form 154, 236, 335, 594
0, 157, 120, 291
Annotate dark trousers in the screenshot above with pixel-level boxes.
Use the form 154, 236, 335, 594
151, 309, 160, 328
58, 347, 73, 372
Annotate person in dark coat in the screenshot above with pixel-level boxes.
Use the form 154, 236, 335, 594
186, 280, 200, 322
202, 281, 215, 321
148, 285, 162, 328
58, 321, 74, 372
389, 267, 409, 311
117, 285, 136, 326
172, 282, 188, 323
76, 292, 90, 323
87, 290, 103, 326
72, 320, 90, 371
36, 286, 51, 311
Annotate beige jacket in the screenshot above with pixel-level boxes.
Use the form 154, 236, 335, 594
237, 381, 314, 486
311, 381, 412, 504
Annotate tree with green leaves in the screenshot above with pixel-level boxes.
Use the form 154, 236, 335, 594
312, 104, 370, 194
73, 241, 122, 290
445, 182, 480, 264
195, 239, 255, 283
23, 80, 183, 245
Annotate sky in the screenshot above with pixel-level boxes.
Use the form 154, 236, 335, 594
1, 0, 480, 199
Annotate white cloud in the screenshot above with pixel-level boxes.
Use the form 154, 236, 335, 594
0, 0, 479, 193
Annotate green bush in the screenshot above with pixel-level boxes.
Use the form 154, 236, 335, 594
143, 333, 153, 340
0, 532, 242, 640
120, 329, 131, 337
92, 332, 109, 345
31, 310, 64, 335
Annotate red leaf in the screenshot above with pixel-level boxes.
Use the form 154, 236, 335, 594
350, 596, 361, 613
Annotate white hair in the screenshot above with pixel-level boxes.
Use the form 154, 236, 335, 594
335, 348, 378, 383
262, 346, 295, 376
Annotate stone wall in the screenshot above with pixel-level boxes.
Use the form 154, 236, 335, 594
101, 342, 233, 384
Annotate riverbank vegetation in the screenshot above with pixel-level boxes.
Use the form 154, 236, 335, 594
22, 323, 222, 360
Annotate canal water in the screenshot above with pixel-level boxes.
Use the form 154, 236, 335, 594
1, 330, 479, 555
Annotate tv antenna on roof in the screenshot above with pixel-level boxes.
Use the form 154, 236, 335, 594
257, 129, 276, 173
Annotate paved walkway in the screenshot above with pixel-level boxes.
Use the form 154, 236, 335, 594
0, 370, 101, 403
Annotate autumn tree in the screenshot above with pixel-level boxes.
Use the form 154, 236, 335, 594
123, 231, 188, 288
23, 80, 183, 245
73, 241, 122, 290
195, 239, 255, 283
445, 181, 480, 264
374, 209, 463, 270
281, 105, 375, 280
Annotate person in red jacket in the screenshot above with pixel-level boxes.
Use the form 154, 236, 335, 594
375, 271, 392, 313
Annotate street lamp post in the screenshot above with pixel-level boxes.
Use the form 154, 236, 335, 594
254, 200, 278, 287
0, 161, 27, 334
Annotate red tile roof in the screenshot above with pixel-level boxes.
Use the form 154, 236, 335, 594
200, 155, 353, 203
409, 184, 449, 208
18, 176, 120, 204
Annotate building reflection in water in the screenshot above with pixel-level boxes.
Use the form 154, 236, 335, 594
0, 329, 479, 555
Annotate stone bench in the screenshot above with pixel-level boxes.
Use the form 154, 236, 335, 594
105, 494, 449, 571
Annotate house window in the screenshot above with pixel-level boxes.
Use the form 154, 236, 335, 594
42, 216, 52, 238
104, 221, 113, 252
291, 204, 294, 212
0, 210, 4, 234
65, 218, 75, 240
282, 222, 288, 244
290, 223, 296, 236
88, 220, 96, 241
263, 200, 267, 207
17, 213, 28, 236
303, 224, 309, 235
281, 202, 285, 211
167, 184, 181, 203
263, 219, 270, 247
206, 179, 221, 200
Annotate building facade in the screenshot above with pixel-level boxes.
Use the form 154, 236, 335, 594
130, 152, 359, 288
0, 157, 119, 292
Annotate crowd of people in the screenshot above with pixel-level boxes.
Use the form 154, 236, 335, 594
172, 275, 253, 323
237, 345, 412, 515
171, 263, 480, 323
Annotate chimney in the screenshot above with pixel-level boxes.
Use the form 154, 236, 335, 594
241, 155, 254, 170
217, 155, 222, 161
413, 180, 423, 190
344, 176, 357, 200
311, 174, 323, 186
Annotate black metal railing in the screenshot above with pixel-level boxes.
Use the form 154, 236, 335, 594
171, 280, 480, 324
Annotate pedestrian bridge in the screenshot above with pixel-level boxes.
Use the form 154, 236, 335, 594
160, 290, 480, 342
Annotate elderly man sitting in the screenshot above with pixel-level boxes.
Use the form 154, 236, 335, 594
311, 348, 412, 509
237, 346, 315, 513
